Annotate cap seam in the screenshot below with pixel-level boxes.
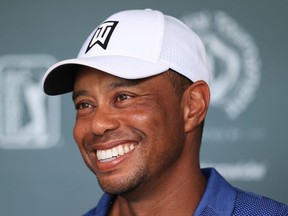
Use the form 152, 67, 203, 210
155, 10, 165, 62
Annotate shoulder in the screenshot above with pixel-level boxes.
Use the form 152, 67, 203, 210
198, 168, 288, 216
232, 189, 288, 215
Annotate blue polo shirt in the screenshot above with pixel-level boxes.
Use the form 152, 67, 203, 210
83, 168, 288, 215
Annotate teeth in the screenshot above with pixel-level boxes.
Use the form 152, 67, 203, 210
124, 145, 130, 153
97, 144, 136, 162
112, 147, 118, 157
118, 145, 124, 156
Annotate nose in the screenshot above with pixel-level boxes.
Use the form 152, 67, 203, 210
90, 107, 120, 136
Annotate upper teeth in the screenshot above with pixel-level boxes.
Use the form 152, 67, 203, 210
97, 144, 135, 161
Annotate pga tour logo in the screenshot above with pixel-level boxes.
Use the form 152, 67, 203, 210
0, 55, 61, 149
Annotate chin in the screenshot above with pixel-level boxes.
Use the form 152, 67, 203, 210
97, 172, 146, 195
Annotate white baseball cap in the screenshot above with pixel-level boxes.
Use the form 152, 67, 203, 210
42, 9, 210, 95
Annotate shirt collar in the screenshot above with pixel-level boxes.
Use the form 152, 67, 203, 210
93, 168, 236, 216
193, 168, 237, 216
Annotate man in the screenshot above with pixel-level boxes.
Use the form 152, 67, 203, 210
42, 9, 288, 216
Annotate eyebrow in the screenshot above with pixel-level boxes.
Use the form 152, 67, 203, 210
72, 90, 88, 101
109, 78, 142, 89
72, 78, 142, 102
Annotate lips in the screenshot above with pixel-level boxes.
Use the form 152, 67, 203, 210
96, 143, 136, 162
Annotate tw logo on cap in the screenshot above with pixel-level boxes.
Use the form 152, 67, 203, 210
86, 21, 119, 53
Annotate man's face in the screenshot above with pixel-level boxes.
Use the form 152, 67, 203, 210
73, 67, 186, 195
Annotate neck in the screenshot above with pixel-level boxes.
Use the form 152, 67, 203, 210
108, 163, 206, 216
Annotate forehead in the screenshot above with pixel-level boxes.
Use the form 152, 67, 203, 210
72, 67, 169, 99
73, 66, 175, 92
74, 66, 174, 88
75, 66, 142, 85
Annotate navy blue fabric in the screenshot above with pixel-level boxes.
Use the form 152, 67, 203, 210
232, 190, 288, 215
83, 168, 288, 216
83, 193, 115, 216
193, 168, 237, 215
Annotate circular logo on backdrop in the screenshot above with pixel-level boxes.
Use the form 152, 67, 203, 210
182, 10, 261, 120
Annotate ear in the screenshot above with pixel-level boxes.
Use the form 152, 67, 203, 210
182, 81, 210, 132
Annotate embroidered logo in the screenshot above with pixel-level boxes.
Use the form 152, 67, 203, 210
85, 21, 119, 53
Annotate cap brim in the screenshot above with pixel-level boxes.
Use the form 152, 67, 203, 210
42, 56, 169, 95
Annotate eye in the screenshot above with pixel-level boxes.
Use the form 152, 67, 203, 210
115, 93, 132, 102
75, 101, 92, 110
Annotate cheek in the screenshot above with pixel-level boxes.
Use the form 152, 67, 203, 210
123, 103, 163, 128
73, 122, 81, 145
125, 106, 171, 149
73, 120, 89, 149
73, 120, 96, 171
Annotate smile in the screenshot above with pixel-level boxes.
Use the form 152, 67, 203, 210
96, 144, 136, 162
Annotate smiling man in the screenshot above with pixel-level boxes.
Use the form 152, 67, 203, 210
43, 9, 288, 216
